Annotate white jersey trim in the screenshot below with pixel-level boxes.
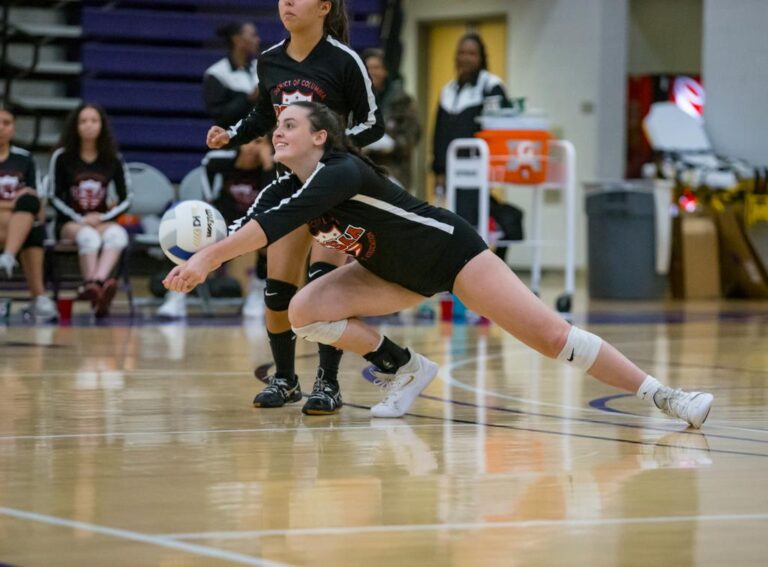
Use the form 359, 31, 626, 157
48, 148, 84, 223
350, 194, 455, 235
228, 170, 292, 233
326, 36, 378, 138
204, 57, 259, 94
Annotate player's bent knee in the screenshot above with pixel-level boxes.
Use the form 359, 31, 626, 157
13, 193, 41, 215
101, 224, 129, 250
264, 278, 297, 311
75, 226, 101, 255
556, 325, 602, 371
292, 319, 348, 345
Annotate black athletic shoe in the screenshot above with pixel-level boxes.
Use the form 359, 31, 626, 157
253, 375, 302, 408
302, 370, 343, 415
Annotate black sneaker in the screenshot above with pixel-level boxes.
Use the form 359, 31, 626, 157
253, 375, 302, 408
302, 370, 343, 415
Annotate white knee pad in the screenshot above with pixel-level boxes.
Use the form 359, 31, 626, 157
292, 319, 348, 345
101, 224, 129, 250
75, 226, 101, 255
556, 325, 602, 371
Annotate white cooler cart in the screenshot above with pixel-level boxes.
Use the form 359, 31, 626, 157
446, 137, 577, 312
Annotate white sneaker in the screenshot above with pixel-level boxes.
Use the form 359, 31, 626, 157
157, 291, 187, 319
31, 295, 59, 320
0, 253, 18, 279
654, 388, 714, 429
242, 278, 266, 318
370, 350, 439, 418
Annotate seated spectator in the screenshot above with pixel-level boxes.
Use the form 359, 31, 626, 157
361, 48, 420, 190
157, 138, 275, 319
0, 107, 58, 320
204, 21, 261, 128
50, 104, 132, 318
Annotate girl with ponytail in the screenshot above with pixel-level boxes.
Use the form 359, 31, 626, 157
203, 0, 385, 416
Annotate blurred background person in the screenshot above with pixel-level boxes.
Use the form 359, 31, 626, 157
50, 104, 132, 318
204, 21, 261, 128
362, 48, 420, 191
431, 33, 521, 261
0, 107, 58, 320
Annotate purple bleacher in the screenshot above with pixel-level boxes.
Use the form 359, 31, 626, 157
110, 116, 210, 150
83, 79, 205, 113
82, 44, 221, 79
121, 151, 203, 183
82, 8, 379, 49
88, 0, 383, 17
83, 8, 287, 45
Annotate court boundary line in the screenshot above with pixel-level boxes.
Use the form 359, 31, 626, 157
0, 506, 292, 567
162, 512, 768, 540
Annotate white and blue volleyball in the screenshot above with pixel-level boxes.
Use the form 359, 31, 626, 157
159, 201, 228, 265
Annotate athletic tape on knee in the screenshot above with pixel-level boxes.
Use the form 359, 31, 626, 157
292, 319, 348, 345
75, 226, 101, 255
264, 278, 297, 311
101, 224, 129, 250
556, 325, 602, 371
13, 193, 41, 215
21, 223, 46, 250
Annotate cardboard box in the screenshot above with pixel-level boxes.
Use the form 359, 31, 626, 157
671, 214, 721, 299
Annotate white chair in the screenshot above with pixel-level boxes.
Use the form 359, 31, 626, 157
178, 165, 207, 202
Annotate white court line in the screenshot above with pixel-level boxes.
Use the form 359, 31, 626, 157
0, 423, 478, 442
164, 513, 768, 540
442, 353, 768, 434
0, 506, 293, 567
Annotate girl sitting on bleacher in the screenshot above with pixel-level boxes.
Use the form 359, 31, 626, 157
50, 103, 133, 318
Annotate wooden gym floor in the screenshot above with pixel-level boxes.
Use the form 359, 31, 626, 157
0, 294, 767, 566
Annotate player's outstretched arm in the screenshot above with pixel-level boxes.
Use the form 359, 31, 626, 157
163, 219, 268, 293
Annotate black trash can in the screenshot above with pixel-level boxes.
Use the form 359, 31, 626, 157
585, 181, 667, 299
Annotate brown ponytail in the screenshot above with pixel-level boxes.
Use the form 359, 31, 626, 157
323, 0, 350, 44
292, 101, 389, 178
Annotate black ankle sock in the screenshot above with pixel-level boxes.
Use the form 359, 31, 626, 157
268, 329, 297, 381
318, 345, 342, 384
363, 336, 410, 374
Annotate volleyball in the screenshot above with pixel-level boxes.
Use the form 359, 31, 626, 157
158, 200, 228, 265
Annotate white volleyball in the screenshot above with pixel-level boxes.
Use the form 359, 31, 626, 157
158, 200, 228, 265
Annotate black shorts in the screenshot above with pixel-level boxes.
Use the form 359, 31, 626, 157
392, 212, 488, 297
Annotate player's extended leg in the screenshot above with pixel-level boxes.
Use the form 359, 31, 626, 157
301, 243, 348, 414
289, 262, 439, 418
252, 225, 313, 409
453, 250, 713, 428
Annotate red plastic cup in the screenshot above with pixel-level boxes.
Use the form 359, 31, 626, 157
57, 297, 74, 321
439, 296, 453, 322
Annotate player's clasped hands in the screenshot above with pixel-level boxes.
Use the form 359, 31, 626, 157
206, 126, 231, 149
162, 253, 217, 293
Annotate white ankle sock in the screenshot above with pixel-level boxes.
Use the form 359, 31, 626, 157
636, 375, 664, 406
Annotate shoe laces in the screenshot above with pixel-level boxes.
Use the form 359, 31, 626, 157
311, 371, 338, 397
263, 375, 292, 395
655, 388, 692, 417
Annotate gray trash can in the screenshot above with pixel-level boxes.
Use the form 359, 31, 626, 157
584, 181, 666, 299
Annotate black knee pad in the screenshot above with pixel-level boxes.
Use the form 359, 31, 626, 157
13, 193, 41, 215
264, 278, 297, 311
21, 223, 46, 250
307, 261, 337, 283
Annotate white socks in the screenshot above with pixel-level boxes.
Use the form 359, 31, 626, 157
636, 375, 665, 408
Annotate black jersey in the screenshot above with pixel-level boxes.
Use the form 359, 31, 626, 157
0, 146, 39, 201
203, 56, 259, 128
233, 152, 487, 296
226, 36, 383, 148
201, 149, 275, 223
49, 148, 132, 224
432, 70, 511, 175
